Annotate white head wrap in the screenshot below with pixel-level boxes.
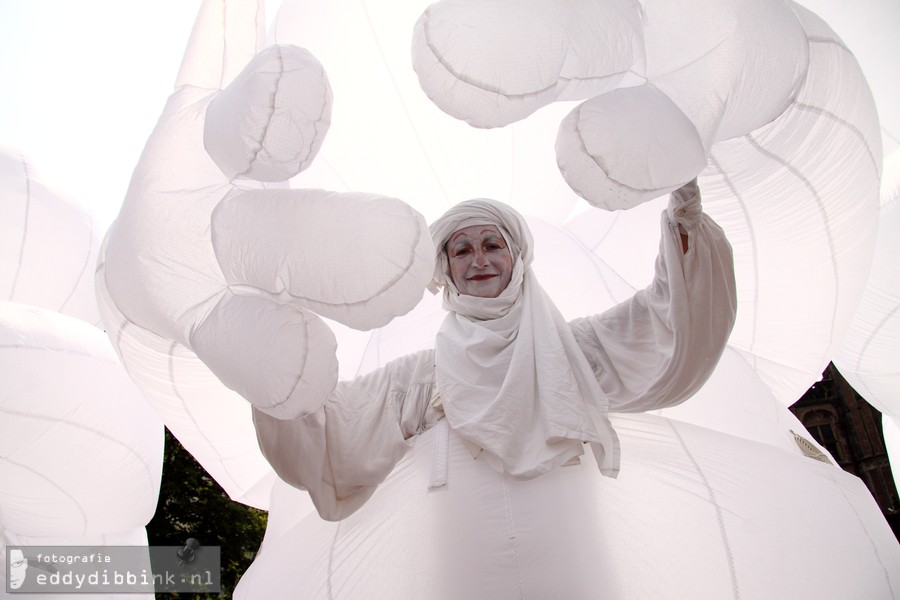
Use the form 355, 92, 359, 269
429, 199, 619, 478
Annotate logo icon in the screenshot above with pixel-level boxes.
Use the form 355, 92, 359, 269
176, 539, 201, 566
8, 548, 28, 590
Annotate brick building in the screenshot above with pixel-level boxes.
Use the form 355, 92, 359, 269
790, 363, 899, 539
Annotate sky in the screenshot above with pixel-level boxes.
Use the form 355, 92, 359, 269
0, 2, 203, 228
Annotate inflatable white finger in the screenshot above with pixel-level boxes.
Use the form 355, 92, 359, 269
413, 0, 810, 210
98, 0, 434, 506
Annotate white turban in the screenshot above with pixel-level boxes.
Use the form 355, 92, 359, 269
429, 199, 619, 478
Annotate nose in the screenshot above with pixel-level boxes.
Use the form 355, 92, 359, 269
472, 247, 489, 267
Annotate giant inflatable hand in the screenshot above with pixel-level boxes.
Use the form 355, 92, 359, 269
408, 0, 882, 405
413, 0, 812, 209
96, 1, 433, 507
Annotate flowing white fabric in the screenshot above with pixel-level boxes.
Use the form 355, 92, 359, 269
429, 200, 619, 478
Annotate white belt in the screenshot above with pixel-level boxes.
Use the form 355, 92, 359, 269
428, 418, 451, 490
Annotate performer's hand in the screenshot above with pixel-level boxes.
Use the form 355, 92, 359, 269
667, 178, 702, 254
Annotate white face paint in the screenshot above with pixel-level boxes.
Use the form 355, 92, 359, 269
446, 224, 513, 298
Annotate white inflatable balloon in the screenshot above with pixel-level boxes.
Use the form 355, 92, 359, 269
0, 152, 161, 600
0, 149, 100, 326
885, 416, 900, 489
0, 302, 161, 537
832, 151, 900, 488
414, 0, 809, 209
237, 415, 899, 599
834, 151, 900, 415
91, 0, 900, 596
794, 0, 900, 155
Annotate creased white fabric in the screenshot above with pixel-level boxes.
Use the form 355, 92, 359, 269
429, 200, 619, 478
571, 183, 737, 412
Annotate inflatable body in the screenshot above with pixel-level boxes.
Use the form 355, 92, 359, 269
94, 0, 900, 597
0, 150, 100, 326
1, 151, 160, 599
834, 152, 900, 473
238, 415, 897, 599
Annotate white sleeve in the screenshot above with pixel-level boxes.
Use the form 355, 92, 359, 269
570, 183, 737, 412
252, 350, 436, 520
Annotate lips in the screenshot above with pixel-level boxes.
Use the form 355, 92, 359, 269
468, 274, 498, 281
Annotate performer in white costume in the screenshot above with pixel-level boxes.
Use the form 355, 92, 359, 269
252, 180, 737, 521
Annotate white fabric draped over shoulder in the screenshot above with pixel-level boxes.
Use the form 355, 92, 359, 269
252, 185, 737, 520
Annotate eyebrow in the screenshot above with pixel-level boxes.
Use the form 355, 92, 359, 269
449, 228, 502, 244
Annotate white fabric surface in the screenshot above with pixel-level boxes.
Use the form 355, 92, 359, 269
253, 185, 736, 520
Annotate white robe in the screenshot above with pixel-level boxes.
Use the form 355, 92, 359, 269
253, 193, 736, 521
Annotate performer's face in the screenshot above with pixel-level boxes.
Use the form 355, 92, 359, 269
446, 225, 513, 298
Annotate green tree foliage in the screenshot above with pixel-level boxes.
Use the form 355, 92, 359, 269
147, 428, 267, 599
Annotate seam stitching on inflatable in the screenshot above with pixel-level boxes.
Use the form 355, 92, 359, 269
744, 132, 840, 368
10, 152, 30, 300
426, 15, 629, 100
1, 455, 89, 535
853, 304, 900, 375
823, 460, 896, 596
166, 340, 241, 491
423, 14, 555, 98
327, 520, 341, 600
793, 103, 879, 175
259, 203, 423, 310
562, 218, 631, 302
569, 102, 667, 196
708, 154, 759, 366
668, 420, 740, 599
57, 213, 94, 316
0, 406, 158, 492
238, 48, 282, 179
297, 61, 331, 173
279, 310, 314, 410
